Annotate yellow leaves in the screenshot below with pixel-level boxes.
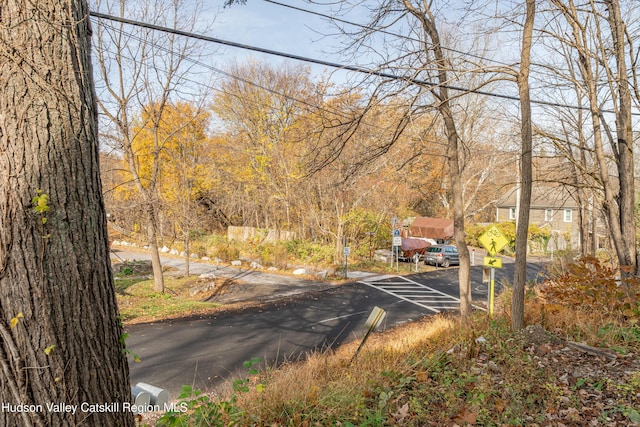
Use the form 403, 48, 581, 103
129, 101, 215, 204
10, 313, 57, 357
10, 312, 24, 329
32, 190, 50, 225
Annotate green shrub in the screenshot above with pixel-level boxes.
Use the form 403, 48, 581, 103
464, 223, 486, 247
286, 240, 334, 266
256, 242, 290, 269
157, 359, 262, 427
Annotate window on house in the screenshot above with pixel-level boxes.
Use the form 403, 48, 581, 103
509, 207, 516, 220
564, 209, 572, 222
545, 209, 553, 222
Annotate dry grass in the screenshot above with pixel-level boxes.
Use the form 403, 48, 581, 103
148, 294, 640, 426
235, 315, 459, 420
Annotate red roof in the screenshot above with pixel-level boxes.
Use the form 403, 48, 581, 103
409, 217, 454, 240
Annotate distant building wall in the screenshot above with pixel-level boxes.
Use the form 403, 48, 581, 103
496, 206, 580, 250
227, 226, 296, 243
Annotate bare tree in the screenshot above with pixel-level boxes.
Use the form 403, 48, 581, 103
0, 1, 133, 425
402, 0, 473, 318
92, 0, 212, 292
604, 0, 637, 275
512, 0, 536, 331
544, 0, 637, 274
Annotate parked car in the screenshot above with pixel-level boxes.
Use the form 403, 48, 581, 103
424, 245, 459, 268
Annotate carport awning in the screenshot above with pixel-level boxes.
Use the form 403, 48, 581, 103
409, 217, 454, 240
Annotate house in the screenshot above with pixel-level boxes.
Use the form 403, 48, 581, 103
495, 186, 580, 250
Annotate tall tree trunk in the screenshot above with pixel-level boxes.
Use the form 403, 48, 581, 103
605, 0, 637, 275
0, 1, 134, 426
123, 141, 165, 293
404, 0, 472, 318
554, 0, 636, 274
147, 216, 165, 293
512, 0, 535, 331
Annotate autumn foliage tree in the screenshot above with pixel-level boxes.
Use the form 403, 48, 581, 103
212, 61, 313, 231
92, 0, 212, 292
131, 101, 215, 275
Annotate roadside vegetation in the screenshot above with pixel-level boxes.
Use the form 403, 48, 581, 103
113, 260, 225, 324
124, 253, 640, 426
116, 276, 224, 324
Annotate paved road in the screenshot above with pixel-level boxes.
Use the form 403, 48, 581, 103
122, 250, 546, 399
125, 280, 433, 397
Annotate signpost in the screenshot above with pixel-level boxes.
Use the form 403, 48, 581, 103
478, 226, 508, 316
343, 246, 350, 278
391, 217, 401, 271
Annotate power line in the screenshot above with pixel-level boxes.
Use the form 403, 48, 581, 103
89, 12, 515, 98
89, 11, 635, 115
92, 18, 371, 127
262, 0, 516, 68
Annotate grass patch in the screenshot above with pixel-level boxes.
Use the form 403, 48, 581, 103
114, 277, 147, 295
117, 277, 222, 324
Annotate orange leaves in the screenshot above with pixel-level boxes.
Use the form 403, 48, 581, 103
452, 406, 478, 425
539, 256, 640, 319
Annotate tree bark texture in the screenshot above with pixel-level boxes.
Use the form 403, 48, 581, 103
604, 0, 637, 275
512, 0, 535, 331
0, 2, 134, 426
402, 0, 472, 318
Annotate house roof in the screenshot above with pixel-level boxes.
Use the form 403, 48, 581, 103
496, 185, 578, 209
409, 217, 454, 239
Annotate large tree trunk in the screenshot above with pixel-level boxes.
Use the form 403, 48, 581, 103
0, 1, 134, 426
512, 0, 535, 331
404, 0, 472, 318
605, 0, 637, 275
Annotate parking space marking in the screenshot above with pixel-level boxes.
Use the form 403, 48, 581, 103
358, 275, 462, 313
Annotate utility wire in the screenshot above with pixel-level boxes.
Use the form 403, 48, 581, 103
92, 18, 377, 127
262, 0, 516, 68
89, 12, 515, 99
89, 11, 636, 115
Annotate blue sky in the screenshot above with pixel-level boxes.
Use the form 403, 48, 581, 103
208, 1, 344, 73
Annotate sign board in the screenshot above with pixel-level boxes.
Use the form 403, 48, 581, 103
482, 266, 491, 283
352, 306, 388, 363
392, 236, 402, 247
364, 306, 387, 330
391, 216, 399, 229
478, 226, 509, 256
483, 256, 503, 269
343, 246, 351, 256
